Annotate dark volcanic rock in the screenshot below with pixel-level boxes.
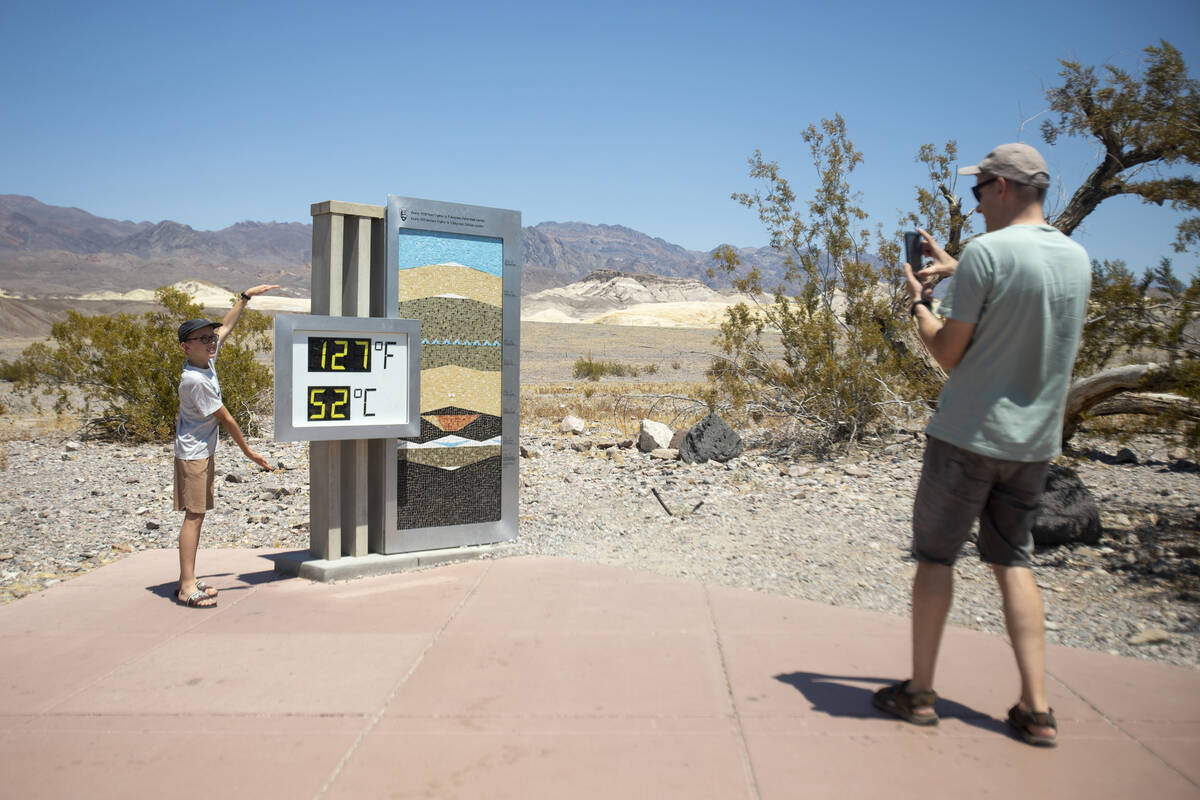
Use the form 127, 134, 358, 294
1032, 464, 1102, 547
679, 414, 744, 464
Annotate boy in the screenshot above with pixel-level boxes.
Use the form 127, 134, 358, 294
174, 284, 279, 607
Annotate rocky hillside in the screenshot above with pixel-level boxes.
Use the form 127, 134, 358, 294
521, 269, 761, 327
0, 195, 793, 298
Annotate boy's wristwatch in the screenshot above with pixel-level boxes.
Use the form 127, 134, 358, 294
910, 298, 932, 316
240, 291, 251, 301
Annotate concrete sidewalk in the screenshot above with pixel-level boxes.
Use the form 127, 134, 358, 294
0, 550, 1196, 799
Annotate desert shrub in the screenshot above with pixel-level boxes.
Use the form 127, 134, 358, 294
2, 286, 273, 442
709, 116, 936, 452
573, 353, 642, 381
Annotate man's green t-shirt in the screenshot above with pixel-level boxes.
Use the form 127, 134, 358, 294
926, 224, 1091, 462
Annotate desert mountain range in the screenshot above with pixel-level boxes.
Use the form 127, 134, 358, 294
0, 194, 791, 298
0, 194, 790, 333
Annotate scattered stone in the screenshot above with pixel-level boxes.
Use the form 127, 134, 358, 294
637, 419, 674, 452
648, 448, 679, 461
145, 521, 160, 530
1107, 513, 1133, 529
224, 472, 246, 484
1032, 465, 1102, 547
679, 414, 744, 464
560, 415, 586, 435
1167, 446, 1191, 462
1114, 447, 1139, 465
668, 429, 688, 450
842, 464, 869, 478
1128, 627, 1172, 646
64, 441, 82, 452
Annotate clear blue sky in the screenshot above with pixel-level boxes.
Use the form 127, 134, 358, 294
3, 0, 1197, 276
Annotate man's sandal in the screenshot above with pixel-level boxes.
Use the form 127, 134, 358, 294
872, 680, 938, 726
176, 590, 217, 609
1007, 704, 1058, 747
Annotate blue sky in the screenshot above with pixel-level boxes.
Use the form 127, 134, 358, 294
2, 0, 1197, 277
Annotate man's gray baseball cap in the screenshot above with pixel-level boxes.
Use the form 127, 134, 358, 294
958, 143, 1050, 188
178, 318, 219, 342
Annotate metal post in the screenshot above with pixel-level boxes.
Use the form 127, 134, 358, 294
309, 201, 387, 559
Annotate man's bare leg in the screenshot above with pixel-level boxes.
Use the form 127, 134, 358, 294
177, 511, 214, 606
908, 561, 953, 717
992, 564, 1054, 738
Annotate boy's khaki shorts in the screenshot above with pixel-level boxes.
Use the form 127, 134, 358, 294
174, 456, 215, 513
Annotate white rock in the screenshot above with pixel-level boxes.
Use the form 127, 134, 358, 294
637, 419, 673, 452
560, 415, 586, 434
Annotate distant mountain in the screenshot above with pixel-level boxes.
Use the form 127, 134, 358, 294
0, 195, 790, 298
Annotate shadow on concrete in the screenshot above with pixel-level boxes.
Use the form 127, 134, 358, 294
774, 671, 1006, 735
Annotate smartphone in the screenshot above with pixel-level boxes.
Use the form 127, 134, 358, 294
904, 231, 924, 270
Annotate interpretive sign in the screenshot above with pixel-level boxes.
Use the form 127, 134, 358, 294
384, 196, 521, 552
273, 315, 421, 442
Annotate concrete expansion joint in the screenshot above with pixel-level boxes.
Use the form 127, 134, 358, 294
704, 582, 763, 800
313, 560, 492, 799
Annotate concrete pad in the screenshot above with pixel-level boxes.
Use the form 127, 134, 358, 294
1120, 722, 1200, 785
0, 632, 163, 714
54, 630, 431, 715
272, 543, 508, 582
444, 555, 713, 634
744, 731, 1200, 800
0, 551, 1197, 799
388, 630, 730, 717
214, 559, 488, 634
1045, 644, 1200, 722
0, 714, 361, 800
327, 723, 754, 800
707, 582, 1112, 728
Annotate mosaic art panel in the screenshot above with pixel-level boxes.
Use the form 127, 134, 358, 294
396, 229, 504, 530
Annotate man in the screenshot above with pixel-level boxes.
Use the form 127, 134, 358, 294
174, 284, 278, 608
872, 143, 1091, 747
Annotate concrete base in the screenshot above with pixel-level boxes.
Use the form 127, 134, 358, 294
272, 543, 510, 582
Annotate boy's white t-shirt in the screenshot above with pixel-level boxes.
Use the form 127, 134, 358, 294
175, 352, 222, 460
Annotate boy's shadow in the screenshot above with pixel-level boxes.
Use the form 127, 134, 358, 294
774, 671, 1007, 736
145, 564, 293, 602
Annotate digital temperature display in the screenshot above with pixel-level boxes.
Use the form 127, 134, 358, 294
307, 337, 371, 373
273, 315, 421, 442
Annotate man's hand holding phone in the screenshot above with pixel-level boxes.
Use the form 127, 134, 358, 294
909, 228, 957, 282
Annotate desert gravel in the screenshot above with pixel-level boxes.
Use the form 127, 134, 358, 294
0, 421, 1196, 669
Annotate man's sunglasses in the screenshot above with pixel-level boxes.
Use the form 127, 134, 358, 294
185, 334, 218, 345
971, 176, 999, 202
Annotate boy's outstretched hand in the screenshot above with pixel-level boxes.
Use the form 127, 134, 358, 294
243, 284, 281, 299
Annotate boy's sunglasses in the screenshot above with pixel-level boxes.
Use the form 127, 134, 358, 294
185, 334, 218, 345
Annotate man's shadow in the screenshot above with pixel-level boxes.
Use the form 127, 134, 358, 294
774, 671, 1008, 736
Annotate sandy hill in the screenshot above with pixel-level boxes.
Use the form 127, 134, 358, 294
520, 269, 761, 328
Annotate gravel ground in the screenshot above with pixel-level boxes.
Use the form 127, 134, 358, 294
0, 419, 1196, 669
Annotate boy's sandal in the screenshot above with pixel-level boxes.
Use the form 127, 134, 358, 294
1007, 704, 1058, 747
872, 680, 939, 726
176, 590, 218, 609
178, 581, 218, 598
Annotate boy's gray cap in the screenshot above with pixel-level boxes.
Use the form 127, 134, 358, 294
959, 143, 1050, 188
178, 318, 220, 342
